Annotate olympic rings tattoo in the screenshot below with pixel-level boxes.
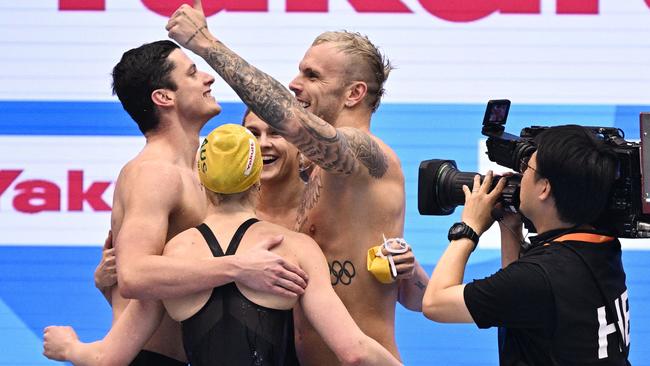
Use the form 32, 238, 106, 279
329, 260, 355, 286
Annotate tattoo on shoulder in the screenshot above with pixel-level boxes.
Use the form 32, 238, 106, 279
338, 128, 388, 178
329, 259, 356, 286
415, 281, 426, 291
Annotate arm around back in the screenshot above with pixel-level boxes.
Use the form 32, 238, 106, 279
114, 162, 242, 300
296, 233, 402, 366
114, 161, 179, 299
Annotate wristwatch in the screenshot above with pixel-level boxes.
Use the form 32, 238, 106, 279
448, 222, 480, 250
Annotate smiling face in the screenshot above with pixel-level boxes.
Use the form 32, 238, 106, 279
243, 111, 301, 184
167, 49, 222, 123
288, 43, 351, 126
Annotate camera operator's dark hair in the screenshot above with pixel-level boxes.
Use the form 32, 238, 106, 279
534, 125, 618, 225
112, 40, 179, 135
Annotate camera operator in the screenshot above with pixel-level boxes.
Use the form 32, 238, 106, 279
422, 125, 631, 365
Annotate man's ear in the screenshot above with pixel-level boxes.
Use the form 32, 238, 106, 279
344, 81, 367, 108
538, 178, 552, 202
151, 89, 174, 107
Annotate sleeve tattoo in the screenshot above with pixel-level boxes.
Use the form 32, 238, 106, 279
202, 41, 388, 178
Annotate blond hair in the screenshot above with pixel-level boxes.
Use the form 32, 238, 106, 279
312, 31, 393, 113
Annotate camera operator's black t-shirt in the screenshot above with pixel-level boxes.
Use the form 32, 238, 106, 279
464, 229, 630, 366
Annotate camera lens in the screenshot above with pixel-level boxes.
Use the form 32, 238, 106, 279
418, 159, 521, 216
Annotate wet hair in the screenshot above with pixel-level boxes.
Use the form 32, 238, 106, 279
534, 125, 618, 225
111, 40, 179, 134
312, 31, 393, 113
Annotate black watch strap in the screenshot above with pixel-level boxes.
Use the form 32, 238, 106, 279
448, 222, 480, 250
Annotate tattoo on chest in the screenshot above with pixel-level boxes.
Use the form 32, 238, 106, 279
295, 168, 322, 232
329, 260, 356, 286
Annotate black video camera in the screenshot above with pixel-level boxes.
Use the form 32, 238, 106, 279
417, 99, 650, 238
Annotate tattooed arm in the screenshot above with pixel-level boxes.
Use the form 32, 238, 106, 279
166, 0, 387, 178
397, 260, 429, 312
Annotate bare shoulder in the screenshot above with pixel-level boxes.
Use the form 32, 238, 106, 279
117, 158, 184, 201
340, 127, 403, 182
276, 227, 325, 263
121, 157, 184, 185
371, 134, 402, 170
163, 227, 205, 259
253, 221, 320, 251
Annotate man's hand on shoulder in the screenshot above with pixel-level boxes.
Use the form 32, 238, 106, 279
234, 235, 309, 298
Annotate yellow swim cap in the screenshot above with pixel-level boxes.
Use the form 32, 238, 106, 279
198, 124, 262, 194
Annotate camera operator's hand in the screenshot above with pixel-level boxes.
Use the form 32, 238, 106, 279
496, 207, 523, 232
461, 171, 507, 236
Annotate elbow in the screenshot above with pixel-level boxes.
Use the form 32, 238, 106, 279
96, 352, 127, 366
117, 269, 141, 299
422, 296, 445, 323
398, 293, 423, 312
340, 351, 365, 366
338, 338, 371, 366
408, 302, 423, 312
95, 355, 110, 366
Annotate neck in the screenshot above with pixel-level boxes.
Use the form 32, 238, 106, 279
206, 197, 256, 218
531, 213, 575, 235
335, 107, 372, 130
258, 175, 303, 219
145, 118, 203, 167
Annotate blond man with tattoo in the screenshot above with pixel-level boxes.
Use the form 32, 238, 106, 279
167, 2, 429, 364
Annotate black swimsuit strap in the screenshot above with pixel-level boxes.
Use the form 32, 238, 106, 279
225, 218, 259, 256
195, 218, 260, 258
195, 223, 225, 257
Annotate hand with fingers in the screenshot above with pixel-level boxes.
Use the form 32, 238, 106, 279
461, 171, 507, 236
491, 172, 524, 232
94, 230, 117, 291
166, 0, 213, 52
235, 235, 309, 298
496, 204, 524, 232
42, 326, 80, 361
381, 239, 415, 280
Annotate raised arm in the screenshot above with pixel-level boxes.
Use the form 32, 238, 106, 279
165, 1, 388, 178
497, 212, 524, 268
422, 172, 505, 323
297, 236, 402, 366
